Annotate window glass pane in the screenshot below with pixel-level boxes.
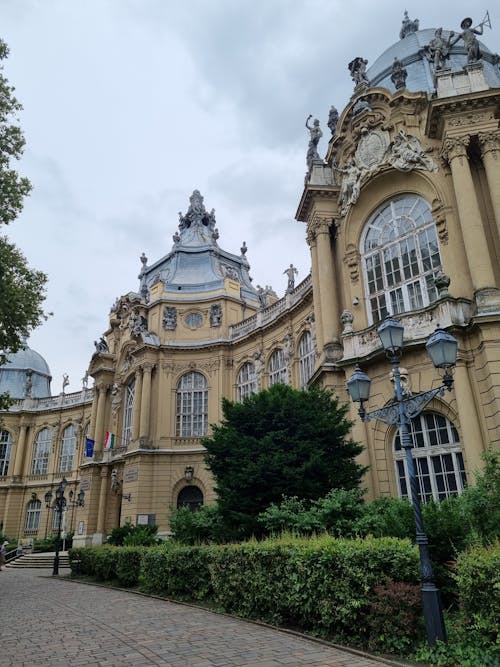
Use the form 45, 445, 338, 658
176, 372, 208, 437
0, 430, 13, 476
394, 412, 466, 502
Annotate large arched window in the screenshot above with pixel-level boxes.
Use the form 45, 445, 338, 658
268, 349, 287, 386
237, 362, 257, 402
58, 424, 76, 473
122, 378, 135, 446
363, 196, 442, 324
298, 331, 314, 388
394, 412, 467, 503
0, 430, 13, 476
25, 499, 41, 532
177, 485, 204, 510
31, 428, 52, 475
176, 372, 208, 437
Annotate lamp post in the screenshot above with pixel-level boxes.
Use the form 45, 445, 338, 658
347, 317, 458, 647
45, 478, 85, 576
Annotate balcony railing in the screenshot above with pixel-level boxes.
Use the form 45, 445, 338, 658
8, 388, 94, 412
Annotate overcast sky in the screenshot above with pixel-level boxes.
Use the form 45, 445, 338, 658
3, 1, 499, 393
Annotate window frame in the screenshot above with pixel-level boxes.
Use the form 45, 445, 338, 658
122, 378, 135, 446
25, 499, 42, 532
237, 362, 257, 402
362, 196, 442, 325
268, 348, 287, 387
0, 430, 13, 476
31, 428, 52, 475
298, 331, 315, 388
393, 412, 467, 503
58, 424, 76, 473
176, 371, 208, 437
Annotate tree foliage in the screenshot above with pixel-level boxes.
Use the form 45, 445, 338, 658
203, 383, 366, 538
0, 39, 48, 408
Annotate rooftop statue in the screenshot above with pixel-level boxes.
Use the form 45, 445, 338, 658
424, 28, 455, 71
391, 57, 408, 89
348, 57, 369, 86
399, 10, 419, 39
305, 114, 323, 173
450, 14, 491, 64
327, 105, 339, 135
284, 263, 298, 292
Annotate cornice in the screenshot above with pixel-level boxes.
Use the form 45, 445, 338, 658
426, 90, 500, 139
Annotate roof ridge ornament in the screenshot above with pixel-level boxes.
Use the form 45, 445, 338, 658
175, 190, 219, 248
399, 10, 419, 39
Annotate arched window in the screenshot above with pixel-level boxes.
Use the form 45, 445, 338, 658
58, 425, 76, 473
177, 485, 204, 510
363, 196, 442, 324
268, 349, 287, 386
237, 362, 257, 402
0, 430, 13, 476
31, 428, 52, 475
394, 412, 467, 503
122, 378, 135, 446
25, 499, 41, 532
298, 331, 314, 388
176, 372, 208, 437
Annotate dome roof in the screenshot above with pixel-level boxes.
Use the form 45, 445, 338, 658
138, 190, 260, 307
0, 344, 52, 400
367, 27, 500, 94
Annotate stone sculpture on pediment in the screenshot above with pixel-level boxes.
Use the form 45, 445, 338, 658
423, 28, 455, 72
386, 130, 437, 172
94, 337, 109, 354
348, 57, 369, 86
210, 303, 222, 327
336, 158, 364, 215
327, 105, 339, 135
111, 382, 122, 419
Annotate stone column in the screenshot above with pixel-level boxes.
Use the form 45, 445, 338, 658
442, 136, 496, 291
96, 467, 109, 535
132, 367, 143, 441
88, 388, 99, 441
478, 130, 500, 241
307, 227, 324, 353
12, 422, 28, 480
452, 360, 486, 477
94, 384, 108, 454
139, 363, 153, 440
314, 217, 342, 360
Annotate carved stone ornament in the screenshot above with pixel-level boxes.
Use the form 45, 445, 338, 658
210, 303, 222, 327
386, 130, 437, 172
343, 244, 361, 283
434, 269, 451, 297
440, 136, 470, 166
163, 306, 177, 330
111, 383, 122, 419
341, 309, 354, 334
355, 127, 391, 171
184, 312, 204, 330
478, 131, 500, 158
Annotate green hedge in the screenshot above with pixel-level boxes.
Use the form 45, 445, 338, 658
455, 541, 500, 645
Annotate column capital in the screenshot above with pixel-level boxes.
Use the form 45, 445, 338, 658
441, 135, 470, 165
478, 130, 500, 157
141, 362, 155, 374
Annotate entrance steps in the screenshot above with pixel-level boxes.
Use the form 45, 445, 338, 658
6, 552, 70, 569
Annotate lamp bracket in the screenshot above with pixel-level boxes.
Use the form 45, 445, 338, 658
366, 386, 444, 425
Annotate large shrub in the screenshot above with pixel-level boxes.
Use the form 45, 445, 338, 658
116, 547, 143, 586
169, 505, 229, 545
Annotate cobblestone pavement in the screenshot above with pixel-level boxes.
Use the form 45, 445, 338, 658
0, 568, 399, 667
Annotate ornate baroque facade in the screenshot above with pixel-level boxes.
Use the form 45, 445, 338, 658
1, 13, 500, 544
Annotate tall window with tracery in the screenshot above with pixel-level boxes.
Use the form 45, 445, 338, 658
298, 331, 314, 388
394, 412, 467, 503
363, 196, 442, 324
58, 424, 76, 473
268, 349, 288, 386
122, 378, 135, 446
237, 362, 257, 402
0, 430, 13, 476
176, 372, 208, 437
31, 428, 52, 475
25, 499, 41, 532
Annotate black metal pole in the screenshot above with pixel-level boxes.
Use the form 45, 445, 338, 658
392, 359, 446, 646
52, 495, 63, 576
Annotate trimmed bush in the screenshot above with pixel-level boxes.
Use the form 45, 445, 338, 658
116, 547, 143, 586
367, 581, 422, 654
141, 544, 213, 600
455, 541, 500, 645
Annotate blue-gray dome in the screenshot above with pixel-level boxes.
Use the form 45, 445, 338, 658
367, 28, 500, 94
0, 345, 52, 399
138, 191, 260, 306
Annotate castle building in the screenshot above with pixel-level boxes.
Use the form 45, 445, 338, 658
1, 13, 499, 545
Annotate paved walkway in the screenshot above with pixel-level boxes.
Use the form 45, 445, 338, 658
0, 568, 402, 667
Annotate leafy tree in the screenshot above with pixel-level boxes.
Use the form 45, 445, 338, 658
0, 39, 48, 408
203, 383, 366, 538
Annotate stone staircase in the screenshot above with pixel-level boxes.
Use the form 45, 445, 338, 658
6, 551, 70, 569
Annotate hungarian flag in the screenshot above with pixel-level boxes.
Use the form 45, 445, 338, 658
104, 432, 115, 450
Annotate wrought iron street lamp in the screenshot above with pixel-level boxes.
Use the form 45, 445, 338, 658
45, 478, 85, 575
347, 317, 458, 646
